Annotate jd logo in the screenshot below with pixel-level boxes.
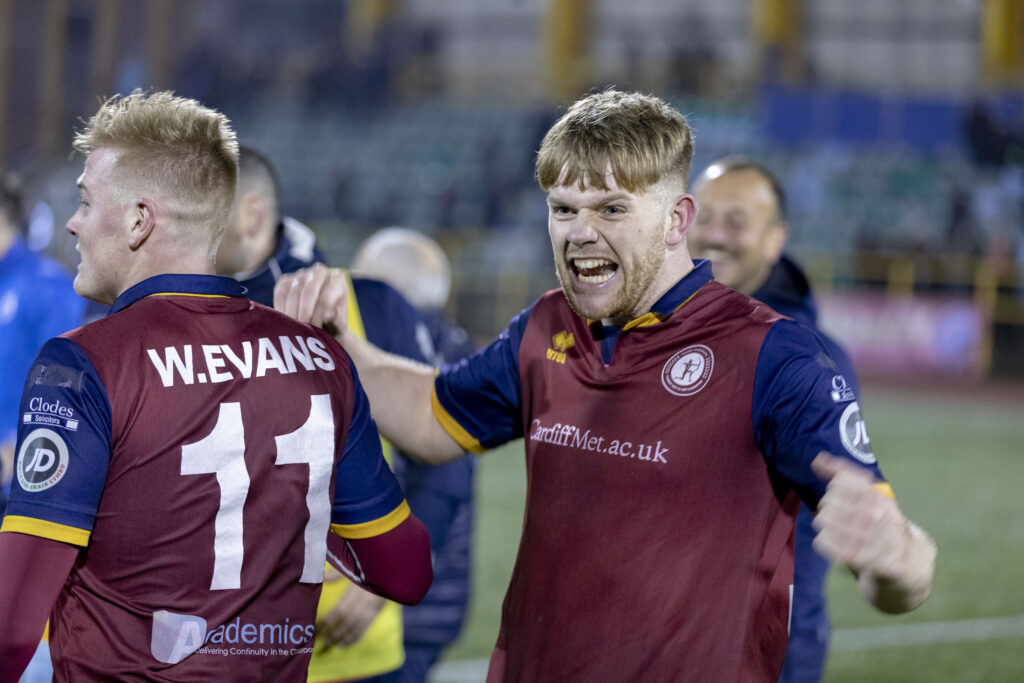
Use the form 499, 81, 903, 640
26, 447, 56, 473
839, 402, 876, 464
16, 428, 69, 491
152, 610, 208, 664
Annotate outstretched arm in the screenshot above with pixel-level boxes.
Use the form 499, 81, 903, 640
811, 453, 936, 614
274, 264, 464, 463
0, 532, 79, 683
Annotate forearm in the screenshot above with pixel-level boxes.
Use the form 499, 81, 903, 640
856, 520, 936, 614
339, 330, 465, 463
0, 533, 78, 682
326, 514, 433, 605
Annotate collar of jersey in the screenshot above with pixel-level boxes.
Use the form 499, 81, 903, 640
613, 259, 714, 331
109, 274, 246, 314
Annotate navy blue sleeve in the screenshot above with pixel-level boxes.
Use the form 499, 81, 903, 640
432, 301, 536, 451
752, 319, 885, 507
332, 362, 406, 526
3, 338, 112, 542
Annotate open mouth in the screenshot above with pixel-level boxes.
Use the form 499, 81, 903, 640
698, 248, 733, 265
572, 258, 617, 284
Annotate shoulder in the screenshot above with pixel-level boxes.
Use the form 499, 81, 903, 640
350, 276, 424, 354
350, 277, 408, 307
677, 282, 784, 338
22, 336, 100, 398
760, 317, 832, 360
278, 217, 325, 269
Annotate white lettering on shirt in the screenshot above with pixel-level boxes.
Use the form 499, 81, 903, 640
147, 336, 336, 388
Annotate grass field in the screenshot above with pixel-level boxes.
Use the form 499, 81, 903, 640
435, 379, 1024, 682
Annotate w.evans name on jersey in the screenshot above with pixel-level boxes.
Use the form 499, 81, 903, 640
147, 335, 337, 388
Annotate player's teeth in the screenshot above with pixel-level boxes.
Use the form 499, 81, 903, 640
574, 258, 615, 283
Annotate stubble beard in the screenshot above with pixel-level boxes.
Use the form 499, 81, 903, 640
554, 240, 666, 322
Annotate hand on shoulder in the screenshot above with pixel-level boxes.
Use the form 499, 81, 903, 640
274, 263, 350, 339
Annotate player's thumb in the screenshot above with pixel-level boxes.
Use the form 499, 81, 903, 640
811, 451, 848, 482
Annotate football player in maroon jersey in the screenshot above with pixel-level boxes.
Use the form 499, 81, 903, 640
275, 90, 936, 682
0, 91, 431, 683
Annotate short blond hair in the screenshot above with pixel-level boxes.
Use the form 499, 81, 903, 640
536, 89, 694, 194
73, 90, 239, 235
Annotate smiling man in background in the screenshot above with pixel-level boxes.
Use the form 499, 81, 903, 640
690, 157, 862, 682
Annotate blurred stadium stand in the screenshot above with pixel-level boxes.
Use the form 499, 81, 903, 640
1, 0, 1022, 377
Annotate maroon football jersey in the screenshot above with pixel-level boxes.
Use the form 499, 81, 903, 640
4, 276, 406, 681
491, 284, 796, 682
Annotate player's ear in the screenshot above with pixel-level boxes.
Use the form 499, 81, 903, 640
239, 192, 268, 238
128, 197, 157, 250
666, 193, 696, 247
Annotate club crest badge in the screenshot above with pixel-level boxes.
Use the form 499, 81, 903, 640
662, 345, 714, 396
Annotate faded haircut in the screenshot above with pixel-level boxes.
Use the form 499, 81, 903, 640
73, 90, 239, 237
536, 89, 694, 194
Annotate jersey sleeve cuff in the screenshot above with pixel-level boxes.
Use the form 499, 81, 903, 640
430, 385, 485, 454
330, 499, 411, 539
0, 515, 90, 547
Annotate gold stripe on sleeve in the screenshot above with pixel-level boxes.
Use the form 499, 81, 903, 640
331, 500, 411, 539
0, 515, 90, 546
430, 386, 485, 454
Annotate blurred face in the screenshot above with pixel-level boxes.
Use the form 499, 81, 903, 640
547, 170, 688, 323
66, 148, 134, 305
215, 199, 247, 275
215, 188, 272, 276
689, 169, 787, 295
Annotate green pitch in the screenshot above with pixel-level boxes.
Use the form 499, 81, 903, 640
439, 380, 1024, 682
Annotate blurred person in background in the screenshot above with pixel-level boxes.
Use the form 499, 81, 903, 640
216, 146, 459, 683
275, 90, 937, 682
351, 227, 477, 368
0, 171, 86, 514
0, 171, 84, 683
0, 90, 431, 682
689, 157, 858, 682
351, 227, 476, 683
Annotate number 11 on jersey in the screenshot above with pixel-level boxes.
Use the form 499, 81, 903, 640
181, 396, 336, 590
